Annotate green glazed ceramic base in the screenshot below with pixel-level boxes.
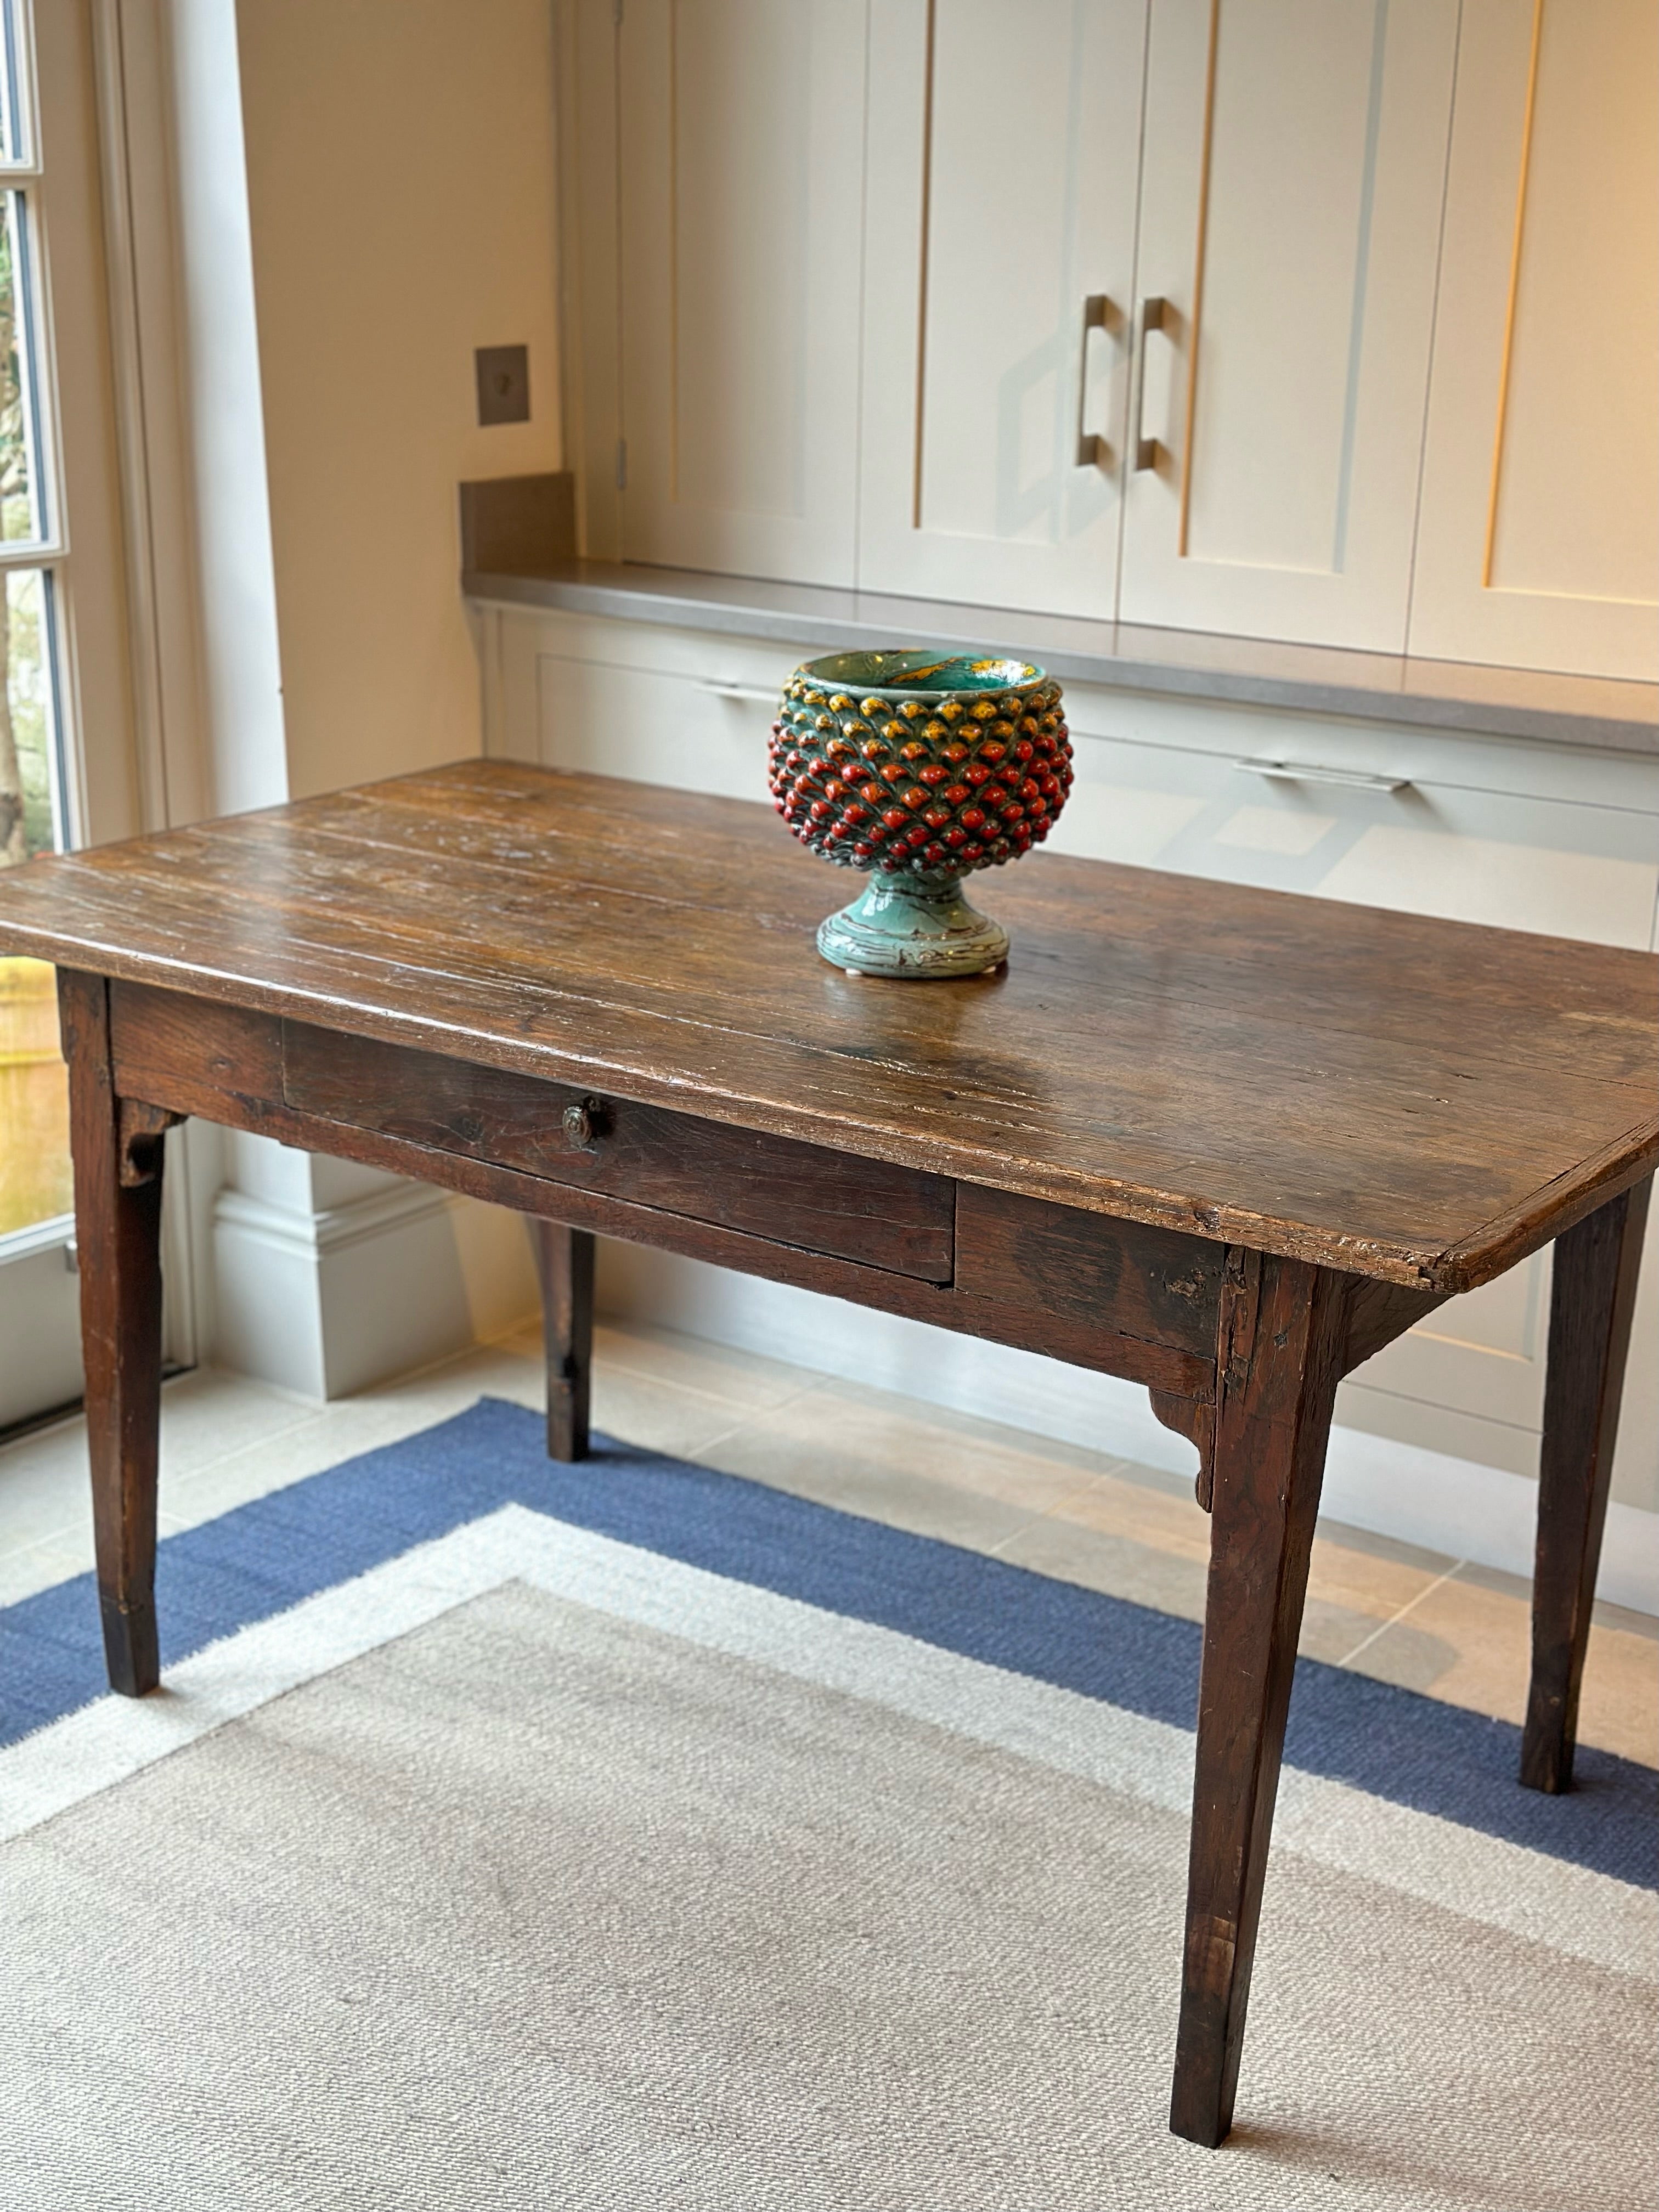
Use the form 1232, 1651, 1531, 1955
817, 870, 1008, 979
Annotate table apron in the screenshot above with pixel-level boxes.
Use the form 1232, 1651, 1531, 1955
104, 979, 1219, 1404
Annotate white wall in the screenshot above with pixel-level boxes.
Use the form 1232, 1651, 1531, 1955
148, 0, 563, 1393
234, 0, 565, 797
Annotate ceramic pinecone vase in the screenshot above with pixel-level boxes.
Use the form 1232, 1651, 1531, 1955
767, 650, 1073, 978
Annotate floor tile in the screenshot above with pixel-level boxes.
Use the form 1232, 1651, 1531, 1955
1452, 1554, 1659, 1644
154, 1368, 319, 1480
589, 1365, 756, 1463
0, 1369, 326, 1565
1351, 1567, 1658, 1767
592, 1321, 821, 1417
1041, 1465, 1212, 1561
0, 1421, 93, 1556
1308, 1534, 1444, 1630
993, 1511, 1210, 1620
0, 1536, 87, 1607
994, 1483, 1442, 1666
700, 1417, 1041, 1554
738, 1377, 1112, 1511
160, 1344, 557, 1533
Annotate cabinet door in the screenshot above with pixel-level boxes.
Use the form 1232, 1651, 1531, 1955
1408, 0, 1659, 681
615, 0, 868, 586
856, 0, 1148, 618
1119, 0, 1457, 650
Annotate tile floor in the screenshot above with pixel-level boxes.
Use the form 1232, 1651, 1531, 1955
1, 1315, 1654, 1765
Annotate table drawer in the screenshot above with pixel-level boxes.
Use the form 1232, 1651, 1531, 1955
282, 1022, 954, 1283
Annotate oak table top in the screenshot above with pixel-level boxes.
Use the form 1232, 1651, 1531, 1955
0, 760, 1652, 1289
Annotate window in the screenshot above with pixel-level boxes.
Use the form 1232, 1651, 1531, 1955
0, 0, 72, 1241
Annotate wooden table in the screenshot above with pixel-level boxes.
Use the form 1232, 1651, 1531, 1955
1, 761, 1653, 2148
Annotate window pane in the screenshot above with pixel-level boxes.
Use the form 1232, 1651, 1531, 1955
2, 566, 57, 858
0, 189, 40, 541
0, 3, 17, 167
1, 563, 69, 1234
0, 955, 70, 1233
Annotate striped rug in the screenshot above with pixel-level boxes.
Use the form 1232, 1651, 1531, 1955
2, 1398, 1653, 2209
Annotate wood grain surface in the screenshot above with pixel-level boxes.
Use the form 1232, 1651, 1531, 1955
283, 1019, 955, 1282
534, 1221, 594, 1464
5, 761, 1654, 1288
57, 972, 164, 1697
1521, 1175, 1653, 1793
1171, 1254, 1350, 2145
106, 981, 1214, 1402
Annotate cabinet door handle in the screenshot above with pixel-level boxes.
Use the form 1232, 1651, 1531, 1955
1133, 297, 1169, 471
1234, 757, 1412, 793
1074, 293, 1115, 467
696, 679, 778, 704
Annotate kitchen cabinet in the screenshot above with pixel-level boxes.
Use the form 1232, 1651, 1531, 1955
1407, 0, 1659, 680
1116, 0, 1457, 650
607, 0, 869, 586
855, 0, 1147, 618
560, 0, 1657, 670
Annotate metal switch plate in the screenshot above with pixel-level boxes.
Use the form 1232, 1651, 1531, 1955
475, 344, 530, 426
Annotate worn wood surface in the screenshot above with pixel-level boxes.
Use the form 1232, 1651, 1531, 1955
956, 1185, 1223, 1355
285, 1020, 954, 1282
1521, 1176, 1653, 1793
105, 982, 1214, 1403
1149, 1390, 1216, 1505
1341, 1274, 1449, 1374
1170, 1256, 1351, 2148
0, 763, 1650, 1288
534, 1222, 594, 1462
57, 970, 166, 1697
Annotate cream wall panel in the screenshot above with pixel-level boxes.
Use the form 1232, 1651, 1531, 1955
856, 0, 1147, 616
615, 0, 868, 585
1119, 0, 1456, 649
1409, 0, 1659, 679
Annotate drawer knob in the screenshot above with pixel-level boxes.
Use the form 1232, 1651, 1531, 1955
562, 1097, 606, 1153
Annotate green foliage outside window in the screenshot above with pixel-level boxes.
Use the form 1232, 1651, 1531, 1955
0, 189, 49, 870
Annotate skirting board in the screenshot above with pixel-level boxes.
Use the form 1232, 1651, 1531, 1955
214, 1180, 540, 1401
597, 1244, 1659, 1617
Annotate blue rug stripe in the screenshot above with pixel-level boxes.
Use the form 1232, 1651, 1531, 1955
2, 1397, 1653, 1888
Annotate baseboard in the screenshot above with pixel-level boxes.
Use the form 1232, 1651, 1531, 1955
213, 1179, 540, 1400
596, 1244, 1659, 1616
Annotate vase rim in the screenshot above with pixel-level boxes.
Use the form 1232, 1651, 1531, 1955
795, 647, 1046, 698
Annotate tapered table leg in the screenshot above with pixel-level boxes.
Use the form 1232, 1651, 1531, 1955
1169, 1256, 1348, 2149
1521, 1176, 1652, 1794
58, 969, 167, 1698
534, 1220, 595, 1462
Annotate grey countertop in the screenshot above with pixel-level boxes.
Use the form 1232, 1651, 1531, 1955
464, 558, 1659, 757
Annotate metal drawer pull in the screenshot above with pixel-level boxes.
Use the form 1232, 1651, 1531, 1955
696, 679, 778, 704
1234, 757, 1412, 793
1074, 292, 1116, 467
1133, 296, 1169, 471
562, 1098, 606, 1152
